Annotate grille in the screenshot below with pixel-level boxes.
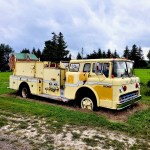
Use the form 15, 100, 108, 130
119, 91, 138, 103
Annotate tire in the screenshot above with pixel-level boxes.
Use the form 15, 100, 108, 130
20, 85, 30, 98
80, 95, 97, 111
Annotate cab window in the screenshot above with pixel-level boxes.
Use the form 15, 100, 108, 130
103, 63, 109, 77
92, 63, 103, 73
69, 63, 80, 72
92, 63, 109, 77
83, 63, 91, 72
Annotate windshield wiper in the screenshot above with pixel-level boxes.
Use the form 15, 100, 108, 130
121, 70, 128, 77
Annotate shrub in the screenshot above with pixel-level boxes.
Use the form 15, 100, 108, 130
145, 89, 150, 96
147, 81, 150, 88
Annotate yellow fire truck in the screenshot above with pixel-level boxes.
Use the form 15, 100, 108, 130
9, 56, 141, 110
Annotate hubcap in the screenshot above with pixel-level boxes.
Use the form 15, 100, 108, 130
81, 97, 93, 110
22, 87, 28, 98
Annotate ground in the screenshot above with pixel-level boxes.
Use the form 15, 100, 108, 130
0, 101, 149, 150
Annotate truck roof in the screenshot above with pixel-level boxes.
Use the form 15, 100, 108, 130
70, 58, 132, 63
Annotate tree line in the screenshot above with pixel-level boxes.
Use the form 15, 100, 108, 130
77, 44, 149, 68
0, 32, 150, 71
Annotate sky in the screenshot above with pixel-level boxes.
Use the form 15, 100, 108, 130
0, 0, 150, 59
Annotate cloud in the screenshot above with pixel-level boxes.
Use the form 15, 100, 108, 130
0, 0, 150, 59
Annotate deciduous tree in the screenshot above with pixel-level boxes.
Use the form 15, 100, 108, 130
0, 43, 13, 71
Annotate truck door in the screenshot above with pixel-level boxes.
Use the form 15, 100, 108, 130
93, 62, 113, 108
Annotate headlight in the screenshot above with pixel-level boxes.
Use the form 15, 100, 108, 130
119, 86, 124, 93
119, 85, 127, 93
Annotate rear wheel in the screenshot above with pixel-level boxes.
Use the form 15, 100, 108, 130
20, 85, 30, 98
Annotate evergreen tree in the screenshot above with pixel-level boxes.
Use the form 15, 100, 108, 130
77, 52, 82, 59
57, 32, 69, 61
42, 32, 69, 62
31, 47, 37, 55
42, 32, 58, 61
86, 50, 97, 59
130, 44, 138, 63
113, 50, 119, 58
130, 44, 146, 68
21, 48, 30, 53
123, 46, 130, 58
68, 53, 72, 60
147, 50, 150, 62
36, 49, 42, 59
92, 50, 98, 58
102, 51, 106, 58
137, 46, 144, 60
0, 43, 13, 71
106, 49, 111, 58
137, 47, 147, 68
97, 48, 102, 58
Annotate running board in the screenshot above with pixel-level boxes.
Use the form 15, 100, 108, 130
38, 94, 69, 102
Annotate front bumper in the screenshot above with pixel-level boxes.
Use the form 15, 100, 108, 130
117, 95, 141, 110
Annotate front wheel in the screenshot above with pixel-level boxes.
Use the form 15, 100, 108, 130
20, 85, 30, 98
80, 96, 97, 111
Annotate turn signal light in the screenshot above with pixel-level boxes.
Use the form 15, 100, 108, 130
135, 83, 139, 88
123, 85, 127, 91
119, 85, 127, 93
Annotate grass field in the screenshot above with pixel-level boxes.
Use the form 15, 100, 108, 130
135, 69, 150, 85
0, 72, 13, 94
0, 69, 150, 142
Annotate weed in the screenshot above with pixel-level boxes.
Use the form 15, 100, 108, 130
32, 124, 43, 134
0, 116, 8, 127
72, 132, 81, 140
0, 138, 6, 141
82, 138, 98, 147
62, 132, 67, 138
103, 139, 126, 150
47, 145, 55, 150
130, 142, 150, 150
92, 135, 105, 141
17, 121, 28, 129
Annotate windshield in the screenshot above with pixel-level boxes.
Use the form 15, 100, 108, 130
113, 61, 134, 77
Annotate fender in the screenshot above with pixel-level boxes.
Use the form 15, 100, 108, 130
76, 85, 100, 106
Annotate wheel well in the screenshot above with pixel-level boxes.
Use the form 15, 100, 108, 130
19, 82, 30, 93
75, 87, 97, 104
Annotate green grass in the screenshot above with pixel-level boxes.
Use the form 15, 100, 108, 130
135, 69, 150, 103
0, 70, 149, 140
135, 69, 150, 85
0, 72, 14, 94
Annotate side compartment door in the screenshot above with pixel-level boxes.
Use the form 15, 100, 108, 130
43, 68, 61, 96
